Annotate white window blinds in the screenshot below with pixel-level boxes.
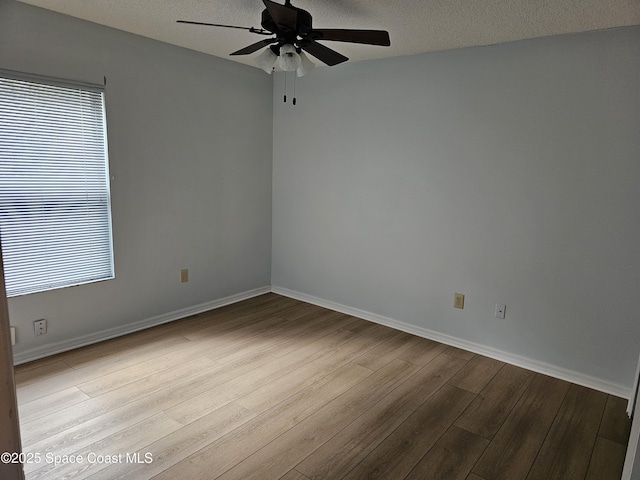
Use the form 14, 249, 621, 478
0, 74, 114, 297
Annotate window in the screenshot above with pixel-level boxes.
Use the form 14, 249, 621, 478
0, 72, 114, 297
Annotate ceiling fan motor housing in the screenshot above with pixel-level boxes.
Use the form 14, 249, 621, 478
261, 5, 312, 40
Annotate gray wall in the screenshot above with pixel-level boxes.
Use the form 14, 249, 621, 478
272, 27, 640, 393
0, 0, 273, 358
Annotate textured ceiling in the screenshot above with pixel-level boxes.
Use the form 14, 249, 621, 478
16, 0, 640, 68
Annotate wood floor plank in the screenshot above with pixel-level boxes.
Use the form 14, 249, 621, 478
159, 348, 278, 423
75, 343, 218, 397
205, 310, 349, 366
193, 293, 280, 321
262, 311, 359, 359
17, 386, 90, 424
59, 326, 191, 369
190, 311, 348, 371
296, 353, 467, 480
352, 330, 421, 370
23, 395, 166, 473
209, 293, 300, 319
235, 349, 370, 415
341, 316, 382, 333
404, 425, 489, 480
175, 294, 297, 333
444, 345, 476, 360
281, 470, 312, 480
20, 356, 219, 445
16, 336, 191, 405
225, 292, 294, 311
448, 355, 504, 394
455, 363, 534, 439
154, 362, 379, 480
163, 305, 282, 346
398, 337, 449, 366
163, 325, 375, 425
214, 359, 423, 480
81, 314, 297, 391
14, 359, 74, 386
599, 394, 632, 445
314, 323, 399, 366
525, 384, 607, 480
471, 374, 570, 480
85, 402, 257, 480
159, 319, 283, 368
585, 436, 627, 480
273, 302, 328, 321
25, 412, 182, 480
183, 302, 303, 341
186, 312, 293, 345
341, 384, 476, 480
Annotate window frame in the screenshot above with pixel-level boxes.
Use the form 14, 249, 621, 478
0, 69, 115, 297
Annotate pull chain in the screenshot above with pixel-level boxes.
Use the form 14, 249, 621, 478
293, 74, 297, 106
283, 71, 287, 103
282, 71, 299, 105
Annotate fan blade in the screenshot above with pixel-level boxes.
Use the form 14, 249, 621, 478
230, 39, 278, 56
263, 0, 297, 30
178, 20, 252, 31
300, 41, 348, 66
177, 20, 271, 35
308, 29, 390, 46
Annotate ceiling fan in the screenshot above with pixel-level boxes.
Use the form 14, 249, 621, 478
177, 0, 391, 71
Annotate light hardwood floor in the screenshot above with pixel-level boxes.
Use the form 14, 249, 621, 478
14, 293, 631, 480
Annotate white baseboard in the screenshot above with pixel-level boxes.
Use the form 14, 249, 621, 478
14, 283, 630, 399
13, 286, 271, 365
271, 286, 631, 399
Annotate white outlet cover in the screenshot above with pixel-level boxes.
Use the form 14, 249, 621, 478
495, 304, 506, 319
10, 327, 16, 346
34, 319, 47, 336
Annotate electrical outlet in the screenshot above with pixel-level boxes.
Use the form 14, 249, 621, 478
454, 293, 465, 309
180, 269, 189, 283
10, 327, 16, 346
34, 319, 47, 336
495, 304, 506, 319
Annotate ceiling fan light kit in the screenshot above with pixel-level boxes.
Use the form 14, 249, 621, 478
256, 47, 278, 73
255, 44, 315, 77
297, 51, 315, 77
278, 44, 301, 71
